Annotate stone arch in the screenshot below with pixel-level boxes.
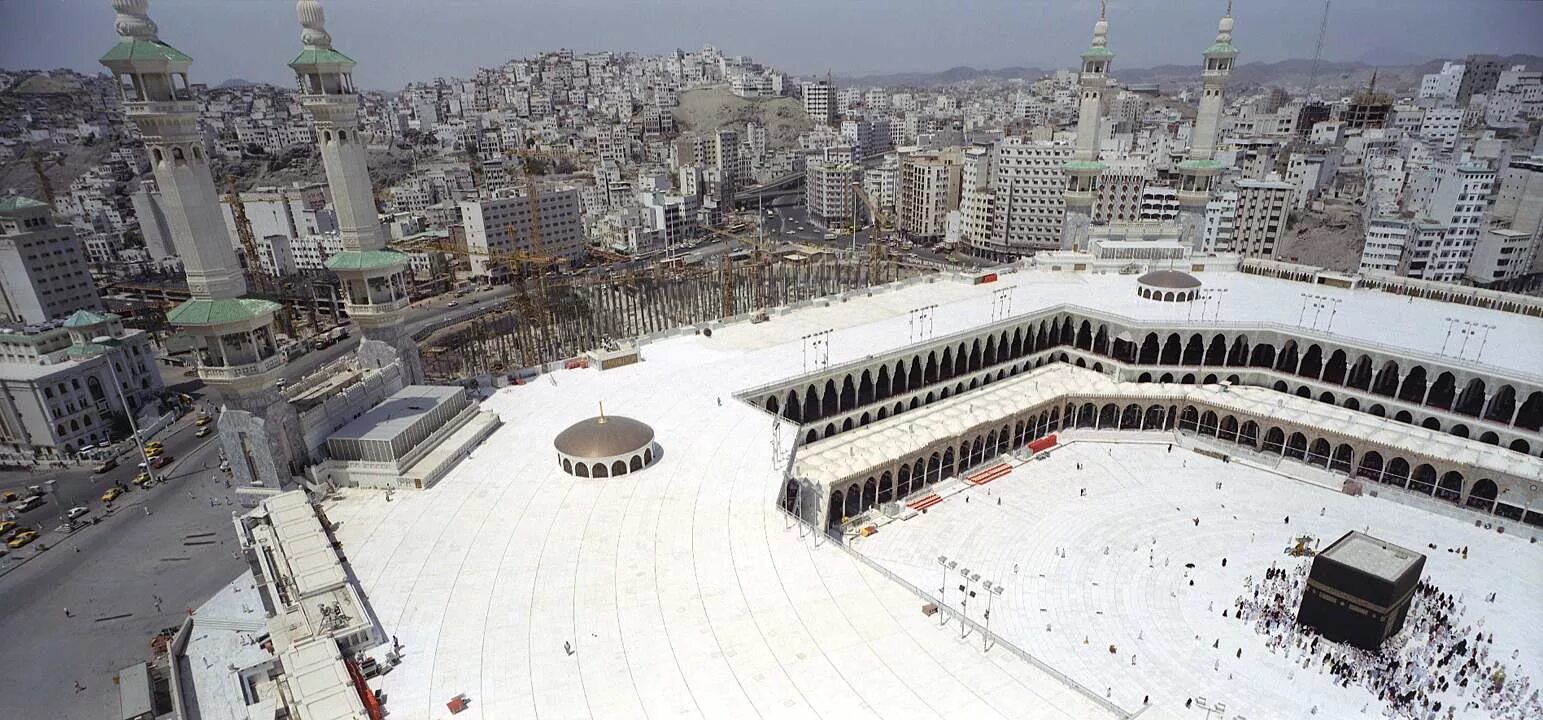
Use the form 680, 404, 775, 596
828, 494, 844, 527
1308, 438, 1331, 466
593, 462, 609, 478
1275, 340, 1299, 374
1343, 397, 1360, 412
1371, 360, 1401, 397
1454, 377, 1486, 417
1331, 443, 1353, 472
1426, 371, 1457, 410
841, 418, 854, 432
1394, 410, 1414, 424
1509, 438, 1531, 454
1322, 349, 1348, 384
1249, 343, 1276, 368
1075, 320, 1093, 350
562, 458, 573, 474
941, 447, 955, 479
766, 394, 781, 417
879, 471, 893, 503
1298, 344, 1323, 379
1139, 333, 1161, 364
1227, 335, 1250, 366
1182, 334, 1205, 365
1318, 391, 1336, 404
1179, 405, 1199, 431
1483, 384, 1517, 424
822, 379, 838, 417
1384, 457, 1411, 487
840, 375, 857, 411
1161, 333, 1182, 365
1516, 391, 1543, 431
1285, 432, 1308, 460
1409, 464, 1437, 495
1397, 365, 1428, 403
1465, 478, 1498, 512
1345, 355, 1374, 390
1436, 471, 1462, 503
1098, 403, 1120, 428
612, 460, 627, 476
824, 423, 836, 439
575, 462, 590, 477
1356, 451, 1384, 482
844, 484, 861, 518
1263, 426, 1285, 454
630, 455, 643, 472
862, 477, 878, 509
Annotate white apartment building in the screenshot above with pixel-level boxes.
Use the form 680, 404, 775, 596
806, 158, 862, 230
1358, 217, 1412, 275
1201, 191, 1238, 254
862, 155, 899, 217
637, 191, 702, 254
957, 147, 995, 248
1419, 62, 1464, 105
0, 197, 104, 324
1404, 161, 1494, 282
898, 151, 961, 242
802, 80, 835, 126
461, 188, 587, 280
1232, 176, 1293, 259
1419, 108, 1464, 150
1467, 228, 1534, 283
989, 137, 1071, 253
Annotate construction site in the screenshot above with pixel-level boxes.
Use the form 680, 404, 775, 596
417, 251, 932, 380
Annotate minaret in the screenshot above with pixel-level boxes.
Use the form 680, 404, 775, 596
289, 0, 424, 384
1175, 2, 1238, 250
101, 0, 304, 489
1060, 2, 1113, 251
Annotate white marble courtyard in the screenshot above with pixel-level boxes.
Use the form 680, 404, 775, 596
853, 439, 1543, 719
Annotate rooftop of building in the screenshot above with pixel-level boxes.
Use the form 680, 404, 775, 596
328, 385, 464, 444
1319, 530, 1425, 582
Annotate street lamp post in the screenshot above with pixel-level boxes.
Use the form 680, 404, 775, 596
937, 556, 954, 626
981, 581, 1003, 651
93, 336, 158, 484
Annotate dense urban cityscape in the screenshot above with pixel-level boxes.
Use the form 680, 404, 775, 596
0, 1, 1539, 719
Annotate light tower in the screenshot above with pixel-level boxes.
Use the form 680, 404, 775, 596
100, 0, 305, 489
290, 0, 424, 383
1060, 2, 1113, 251
1175, 3, 1238, 250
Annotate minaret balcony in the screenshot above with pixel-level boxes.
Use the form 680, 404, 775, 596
197, 353, 285, 383
346, 296, 411, 318
124, 99, 196, 116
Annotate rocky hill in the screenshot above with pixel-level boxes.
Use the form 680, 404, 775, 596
672, 87, 810, 149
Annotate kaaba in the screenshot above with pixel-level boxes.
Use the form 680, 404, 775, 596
1296, 531, 1426, 651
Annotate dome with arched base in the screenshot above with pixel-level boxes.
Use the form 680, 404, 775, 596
1137, 270, 1202, 302
555, 414, 658, 478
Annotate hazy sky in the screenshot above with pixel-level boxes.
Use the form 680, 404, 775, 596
3, 0, 1540, 88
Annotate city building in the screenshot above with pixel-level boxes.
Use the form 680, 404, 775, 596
805, 157, 862, 231
461, 188, 587, 279
0, 197, 105, 324
1232, 175, 1293, 259
897, 150, 960, 242
802, 78, 835, 126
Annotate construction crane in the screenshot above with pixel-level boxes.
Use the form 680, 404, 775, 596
222, 177, 267, 289
1308, 0, 1332, 95
853, 184, 891, 281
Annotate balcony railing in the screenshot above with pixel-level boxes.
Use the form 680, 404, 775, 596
197, 353, 285, 382
346, 297, 411, 316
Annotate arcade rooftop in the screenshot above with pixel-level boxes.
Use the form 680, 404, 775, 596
206, 265, 1541, 719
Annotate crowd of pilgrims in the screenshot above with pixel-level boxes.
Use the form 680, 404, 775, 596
1226, 561, 1540, 719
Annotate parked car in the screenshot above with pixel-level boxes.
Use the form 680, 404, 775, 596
11, 495, 45, 513
151, 455, 172, 469
102, 487, 124, 503
7, 530, 38, 548
0, 520, 16, 535
144, 441, 163, 451
93, 459, 117, 474
195, 427, 212, 438
0, 491, 17, 503
195, 416, 212, 426
66, 507, 90, 520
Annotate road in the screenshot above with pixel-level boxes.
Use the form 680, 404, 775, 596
0, 390, 243, 719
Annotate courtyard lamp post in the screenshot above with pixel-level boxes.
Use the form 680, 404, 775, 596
961, 569, 980, 639
937, 556, 954, 626
981, 581, 1003, 651
93, 336, 158, 484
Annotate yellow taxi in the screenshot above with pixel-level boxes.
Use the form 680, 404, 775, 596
102, 487, 124, 503
0, 520, 16, 535
195, 416, 213, 427
133, 472, 153, 487
145, 441, 164, 451
7, 530, 38, 549
0, 491, 16, 503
